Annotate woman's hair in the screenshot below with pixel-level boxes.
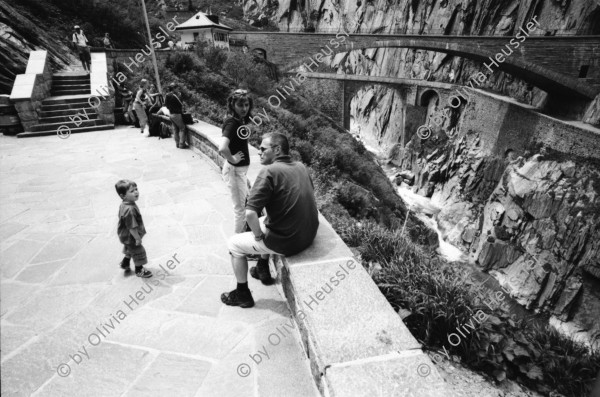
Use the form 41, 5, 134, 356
115, 179, 137, 197
227, 89, 253, 123
140, 79, 148, 88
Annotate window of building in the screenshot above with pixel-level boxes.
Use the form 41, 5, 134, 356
193, 32, 199, 41
579, 65, 590, 78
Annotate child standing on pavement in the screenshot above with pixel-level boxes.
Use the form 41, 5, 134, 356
115, 180, 152, 278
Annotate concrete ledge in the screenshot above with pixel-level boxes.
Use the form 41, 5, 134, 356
10, 51, 52, 130
184, 121, 446, 396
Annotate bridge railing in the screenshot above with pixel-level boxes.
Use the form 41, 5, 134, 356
257, 27, 594, 36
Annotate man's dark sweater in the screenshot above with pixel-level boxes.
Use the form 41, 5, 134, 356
165, 92, 183, 114
246, 156, 319, 256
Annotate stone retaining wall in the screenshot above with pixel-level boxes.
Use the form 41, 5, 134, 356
185, 120, 447, 397
9, 51, 52, 130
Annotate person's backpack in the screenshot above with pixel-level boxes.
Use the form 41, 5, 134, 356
159, 122, 172, 139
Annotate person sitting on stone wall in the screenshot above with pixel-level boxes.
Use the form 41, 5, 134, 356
220, 133, 320, 308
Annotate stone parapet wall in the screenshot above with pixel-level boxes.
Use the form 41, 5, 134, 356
101, 48, 175, 70
9, 51, 52, 130
462, 89, 600, 159
185, 120, 446, 396
90, 52, 115, 125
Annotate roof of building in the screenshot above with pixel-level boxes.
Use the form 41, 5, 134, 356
174, 12, 232, 31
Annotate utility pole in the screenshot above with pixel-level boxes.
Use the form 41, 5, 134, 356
140, 0, 163, 93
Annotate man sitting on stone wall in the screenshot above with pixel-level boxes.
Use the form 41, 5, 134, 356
221, 133, 319, 308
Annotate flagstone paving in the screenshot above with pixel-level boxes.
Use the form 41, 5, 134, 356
0, 127, 320, 397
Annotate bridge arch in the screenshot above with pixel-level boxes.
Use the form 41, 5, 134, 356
251, 48, 267, 60
419, 89, 440, 107
284, 39, 596, 99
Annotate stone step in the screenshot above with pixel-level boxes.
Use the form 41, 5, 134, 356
38, 113, 99, 124
29, 119, 104, 132
41, 101, 93, 111
42, 96, 94, 105
52, 83, 91, 90
52, 74, 90, 81
51, 88, 91, 96
40, 107, 97, 118
17, 124, 114, 138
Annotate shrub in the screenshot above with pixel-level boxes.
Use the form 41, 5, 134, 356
202, 46, 228, 72
223, 52, 275, 96
165, 52, 197, 74
336, 218, 600, 397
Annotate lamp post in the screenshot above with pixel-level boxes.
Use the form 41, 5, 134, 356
140, 0, 163, 93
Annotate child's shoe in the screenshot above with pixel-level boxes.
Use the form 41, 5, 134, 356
135, 268, 152, 278
120, 257, 131, 270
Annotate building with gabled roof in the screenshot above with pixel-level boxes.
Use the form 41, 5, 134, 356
174, 11, 232, 50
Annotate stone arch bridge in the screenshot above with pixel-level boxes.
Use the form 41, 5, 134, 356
229, 32, 600, 101
295, 72, 600, 160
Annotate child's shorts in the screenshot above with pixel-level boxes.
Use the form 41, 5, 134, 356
123, 244, 148, 266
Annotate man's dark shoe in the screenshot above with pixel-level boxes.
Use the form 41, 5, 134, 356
120, 261, 130, 270
221, 288, 254, 308
250, 259, 274, 285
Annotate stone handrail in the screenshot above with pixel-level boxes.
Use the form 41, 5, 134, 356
9, 50, 52, 130
90, 52, 115, 125
184, 120, 447, 396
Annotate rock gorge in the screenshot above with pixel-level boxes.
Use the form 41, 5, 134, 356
243, 0, 600, 347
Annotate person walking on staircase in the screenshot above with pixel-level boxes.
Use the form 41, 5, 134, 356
72, 25, 91, 73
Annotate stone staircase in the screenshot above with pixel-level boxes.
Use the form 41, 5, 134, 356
17, 73, 114, 138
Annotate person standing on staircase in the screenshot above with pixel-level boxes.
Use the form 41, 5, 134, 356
72, 25, 91, 73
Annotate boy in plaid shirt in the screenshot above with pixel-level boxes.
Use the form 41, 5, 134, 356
115, 180, 152, 278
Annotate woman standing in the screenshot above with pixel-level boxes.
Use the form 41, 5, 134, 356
133, 79, 150, 135
218, 89, 252, 234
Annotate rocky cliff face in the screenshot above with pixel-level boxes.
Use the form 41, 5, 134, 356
400, 130, 600, 344
242, 0, 600, 345
0, 1, 77, 94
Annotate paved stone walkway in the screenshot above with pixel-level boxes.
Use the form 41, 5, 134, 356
0, 127, 319, 397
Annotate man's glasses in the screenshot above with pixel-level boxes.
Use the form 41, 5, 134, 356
259, 145, 279, 153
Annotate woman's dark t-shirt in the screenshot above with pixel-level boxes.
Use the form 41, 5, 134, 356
222, 117, 250, 167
